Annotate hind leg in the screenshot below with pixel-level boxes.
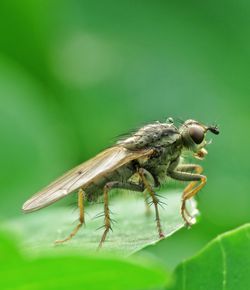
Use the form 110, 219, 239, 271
97, 181, 144, 249
55, 188, 85, 244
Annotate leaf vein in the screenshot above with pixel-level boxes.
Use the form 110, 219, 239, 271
218, 237, 227, 290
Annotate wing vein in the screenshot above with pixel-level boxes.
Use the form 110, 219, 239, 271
22, 146, 154, 212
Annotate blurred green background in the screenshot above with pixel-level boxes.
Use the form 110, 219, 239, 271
0, 0, 249, 265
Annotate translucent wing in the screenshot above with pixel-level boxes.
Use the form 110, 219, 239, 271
22, 146, 154, 213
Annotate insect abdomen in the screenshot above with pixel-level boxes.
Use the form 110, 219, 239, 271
85, 163, 135, 201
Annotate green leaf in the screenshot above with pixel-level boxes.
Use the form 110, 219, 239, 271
167, 224, 250, 290
2, 191, 197, 255
0, 231, 169, 290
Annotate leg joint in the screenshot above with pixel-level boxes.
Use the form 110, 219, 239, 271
104, 181, 118, 191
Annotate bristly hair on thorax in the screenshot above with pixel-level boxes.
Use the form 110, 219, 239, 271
114, 117, 184, 144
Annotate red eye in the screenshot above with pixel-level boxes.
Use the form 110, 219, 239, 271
189, 126, 204, 144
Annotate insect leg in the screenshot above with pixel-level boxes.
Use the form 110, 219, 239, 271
138, 168, 164, 238
97, 181, 144, 249
167, 166, 206, 226
176, 164, 203, 218
55, 188, 85, 244
144, 190, 151, 216
97, 182, 114, 249
177, 164, 203, 195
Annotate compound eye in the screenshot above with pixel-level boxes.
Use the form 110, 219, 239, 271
189, 126, 204, 144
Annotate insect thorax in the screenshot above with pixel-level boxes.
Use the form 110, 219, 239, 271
120, 122, 183, 185
138, 142, 183, 185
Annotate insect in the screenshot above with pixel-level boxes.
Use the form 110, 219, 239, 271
22, 118, 219, 248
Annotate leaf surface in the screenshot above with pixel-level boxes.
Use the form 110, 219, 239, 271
167, 224, 250, 290
0, 231, 169, 290
2, 191, 197, 255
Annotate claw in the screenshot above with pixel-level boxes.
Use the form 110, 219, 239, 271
181, 201, 196, 227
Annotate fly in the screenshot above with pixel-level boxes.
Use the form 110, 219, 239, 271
22, 118, 219, 248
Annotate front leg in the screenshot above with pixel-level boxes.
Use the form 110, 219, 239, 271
167, 164, 206, 226
177, 164, 203, 194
